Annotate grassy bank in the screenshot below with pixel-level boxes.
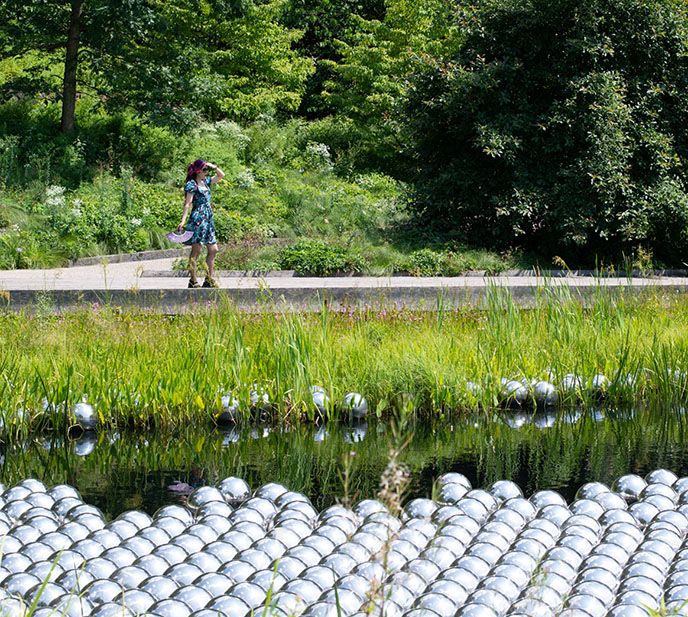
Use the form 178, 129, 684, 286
0, 111, 516, 275
2, 285, 688, 436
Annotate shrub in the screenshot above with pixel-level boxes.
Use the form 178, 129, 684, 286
404, 0, 688, 264
278, 239, 366, 275
213, 209, 271, 242
406, 249, 446, 276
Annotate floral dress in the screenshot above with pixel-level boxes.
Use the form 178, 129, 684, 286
183, 178, 217, 245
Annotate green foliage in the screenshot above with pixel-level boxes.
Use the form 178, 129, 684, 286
403, 0, 688, 264
150, 0, 315, 122
213, 209, 270, 242
318, 0, 462, 173
280, 0, 386, 116
278, 238, 366, 274
0, 101, 184, 187
406, 248, 446, 276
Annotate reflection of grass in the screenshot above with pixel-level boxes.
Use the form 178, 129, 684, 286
3, 402, 688, 517
2, 287, 688, 432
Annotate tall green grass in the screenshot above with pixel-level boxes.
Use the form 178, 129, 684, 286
1, 286, 688, 435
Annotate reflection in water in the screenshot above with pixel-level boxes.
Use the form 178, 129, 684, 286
341, 420, 368, 443
73, 431, 97, 456
3, 405, 688, 519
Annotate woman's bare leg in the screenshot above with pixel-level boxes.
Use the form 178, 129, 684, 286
206, 243, 219, 280
189, 244, 202, 281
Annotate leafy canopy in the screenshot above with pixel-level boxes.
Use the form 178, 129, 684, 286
403, 0, 688, 263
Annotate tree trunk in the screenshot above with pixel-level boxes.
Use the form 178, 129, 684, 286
60, 0, 85, 133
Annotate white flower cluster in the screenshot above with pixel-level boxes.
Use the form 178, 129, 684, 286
304, 142, 333, 171
131, 218, 142, 227
216, 120, 251, 151
235, 169, 255, 189
71, 198, 82, 218
45, 185, 66, 208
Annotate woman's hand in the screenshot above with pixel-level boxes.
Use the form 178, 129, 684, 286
207, 163, 225, 184
176, 223, 184, 232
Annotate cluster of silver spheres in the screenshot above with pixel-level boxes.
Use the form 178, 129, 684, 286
218, 387, 368, 424
3, 470, 688, 616
494, 373, 613, 408
27, 389, 369, 434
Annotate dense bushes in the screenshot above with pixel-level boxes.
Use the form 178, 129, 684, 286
278, 239, 366, 275
404, 0, 688, 265
0, 101, 182, 187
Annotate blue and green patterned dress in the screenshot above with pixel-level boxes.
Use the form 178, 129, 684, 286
183, 178, 217, 245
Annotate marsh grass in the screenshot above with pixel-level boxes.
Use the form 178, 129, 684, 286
2, 286, 688, 433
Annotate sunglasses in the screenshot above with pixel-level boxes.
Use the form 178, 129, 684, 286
202, 166, 209, 171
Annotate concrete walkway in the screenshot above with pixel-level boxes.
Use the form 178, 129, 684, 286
1, 257, 687, 311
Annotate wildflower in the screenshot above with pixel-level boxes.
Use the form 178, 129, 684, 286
131, 218, 142, 227
46, 185, 66, 208
15, 247, 23, 253
236, 170, 255, 189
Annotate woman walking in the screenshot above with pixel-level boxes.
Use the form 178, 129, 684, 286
177, 159, 225, 288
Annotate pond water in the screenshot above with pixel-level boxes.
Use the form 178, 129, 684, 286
2, 405, 688, 519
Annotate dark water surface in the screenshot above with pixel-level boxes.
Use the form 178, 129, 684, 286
2, 405, 688, 519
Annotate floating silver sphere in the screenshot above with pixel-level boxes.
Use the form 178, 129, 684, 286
628, 501, 659, 526
612, 474, 647, 503
229, 580, 270, 608
216, 477, 251, 506
117, 588, 156, 614
205, 595, 250, 617
170, 585, 212, 611
89, 601, 135, 616
533, 381, 558, 407
250, 386, 271, 414
403, 498, 437, 520
645, 468, 678, 486
438, 482, 469, 505
501, 380, 529, 407
590, 374, 609, 393
561, 373, 583, 393
489, 480, 523, 503
139, 574, 180, 600
148, 598, 193, 617
186, 486, 224, 513
340, 393, 368, 419
310, 386, 331, 416
438, 473, 472, 490
217, 394, 240, 423
71, 402, 97, 431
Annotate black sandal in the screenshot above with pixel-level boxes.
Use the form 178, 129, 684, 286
188, 278, 201, 288
202, 276, 219, 288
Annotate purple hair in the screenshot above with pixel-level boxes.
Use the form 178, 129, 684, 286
185, 159, 207, 183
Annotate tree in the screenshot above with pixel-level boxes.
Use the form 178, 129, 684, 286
0, 0, 161, 132
153, 0, 314, 122
280, 0, 386, 115
403, 0, 688, 264
317, 0, 461, 173
0, 0, 314, 131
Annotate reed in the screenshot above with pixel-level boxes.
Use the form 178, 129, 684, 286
1, 286, 688, 433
